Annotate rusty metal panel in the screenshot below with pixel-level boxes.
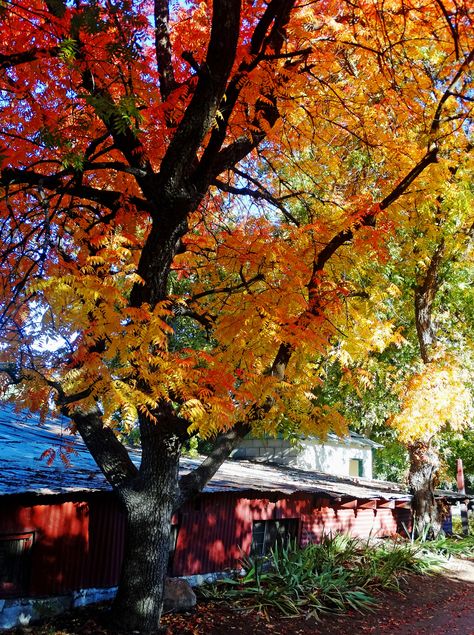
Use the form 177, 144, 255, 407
0, 495, 126, 597
173, 493, 251, 576
85, 496, 125, 588
301, 502, 401, 546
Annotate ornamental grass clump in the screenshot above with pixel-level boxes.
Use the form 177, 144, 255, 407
201, 534, 445, 619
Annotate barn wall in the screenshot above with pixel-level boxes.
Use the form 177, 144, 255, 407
0, 494, 125, 597
0, 491, 409, 597
171, 493, 405, 576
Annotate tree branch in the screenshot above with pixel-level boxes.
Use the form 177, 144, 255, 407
0, 168, 151, 212
430, 48, 474, 140
42, 0, 156, 196
176, 422, 250, 508
415, 240, 445, 363
191, 273, 264, 301
67, 406, 139, 490
154, 0, 177, 102
158, 0, 241, 195
193, 0, 298, 185
0, 47, 59, 70
307, 146, 439, 301
213, 178, 300, 226
434, 0, 460, 60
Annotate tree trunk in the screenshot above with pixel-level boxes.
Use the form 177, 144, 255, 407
410, 241, 444, 537
408, 440, 441, 538
112, 417, 182, 632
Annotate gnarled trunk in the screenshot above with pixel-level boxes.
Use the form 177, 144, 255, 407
408, 440, 441, 538
112, 488, 175, 630
112, 419, 182, 632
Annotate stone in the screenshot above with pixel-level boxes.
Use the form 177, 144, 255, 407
163, 577, 196, 613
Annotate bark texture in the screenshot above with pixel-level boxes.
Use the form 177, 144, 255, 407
112, 415, 183, 631
408, 441, 441, 537
410, 242, 444, 535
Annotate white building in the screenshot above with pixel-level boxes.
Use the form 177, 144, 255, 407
231, 432, 382, 480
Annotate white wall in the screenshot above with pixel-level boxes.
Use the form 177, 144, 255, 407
231, 437, 374, 479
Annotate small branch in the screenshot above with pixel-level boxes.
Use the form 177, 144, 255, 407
430, 48, 474, 140
213, 178, 300, 226
306, 146, 439, 310
176, 422, 251, 508
191, 273, 264, 301
172, 304, 215, 332
380, 147, 438, 210
433, 0, 460, 60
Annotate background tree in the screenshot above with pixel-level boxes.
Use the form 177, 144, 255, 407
0, 0, 472, 630
391, 176, 474, 534
313, 160, 474, 532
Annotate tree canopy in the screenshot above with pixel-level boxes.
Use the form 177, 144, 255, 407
0, 0, 472, 629
1, 0, 472, 437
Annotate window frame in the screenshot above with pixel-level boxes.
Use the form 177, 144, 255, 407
0, 532, 34, 596
250, 518, 299, 557
349, 458, 364, 477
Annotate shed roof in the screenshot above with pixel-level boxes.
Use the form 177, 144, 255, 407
0, 404, 130, 496
0, 405, 467, 503
241, 431, 383, 449
302, 431, 382, 449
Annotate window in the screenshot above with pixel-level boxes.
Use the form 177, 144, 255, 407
0, 533, 34, 596
349, 458, 364, 477
251, 519, 299, 557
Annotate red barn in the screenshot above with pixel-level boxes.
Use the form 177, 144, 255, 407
0, 405, 463, 628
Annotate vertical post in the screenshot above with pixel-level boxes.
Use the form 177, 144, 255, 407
457, 459, 469, 535
457, 458, 465, 494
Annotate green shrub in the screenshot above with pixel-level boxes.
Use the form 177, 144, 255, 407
200, 534, 444, 619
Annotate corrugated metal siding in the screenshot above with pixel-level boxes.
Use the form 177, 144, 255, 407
172, 494, 250, 576
0, 495, 126, 596
0, 499, 89, 595
300, 506, 399, 545
171, 494, 406, 576
85, 497, 125, 588
1, 491, 412, 595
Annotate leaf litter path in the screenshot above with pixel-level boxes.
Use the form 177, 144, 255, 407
6, 559, 474, 635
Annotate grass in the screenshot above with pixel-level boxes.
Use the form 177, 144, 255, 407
419, 533, 474, 558
199, 533, 447, 620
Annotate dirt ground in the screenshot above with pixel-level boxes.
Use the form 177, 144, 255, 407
6, 558, 474, 635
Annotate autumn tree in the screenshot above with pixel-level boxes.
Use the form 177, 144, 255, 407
0, 0, 472, 630
391, 173, 474, 535
313, 160, 474, 533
